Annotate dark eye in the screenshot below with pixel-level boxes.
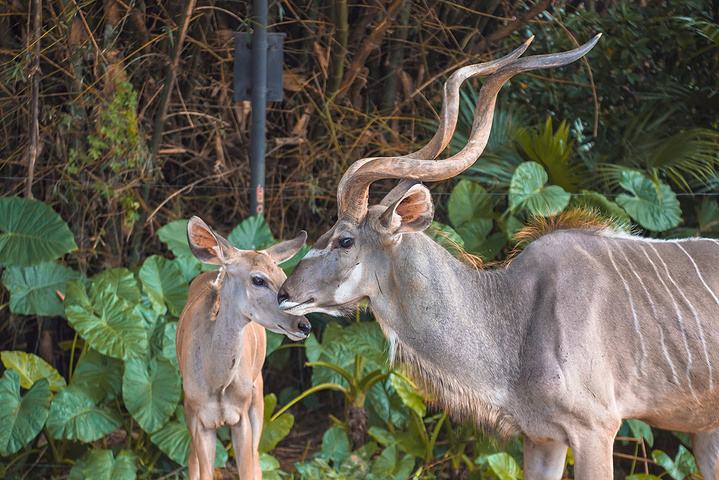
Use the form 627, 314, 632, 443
339, 237, 354, 249
251, 276, 266, 287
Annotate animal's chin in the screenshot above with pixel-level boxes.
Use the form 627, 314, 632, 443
281, 299, 361, 317
269, 323, 307, 341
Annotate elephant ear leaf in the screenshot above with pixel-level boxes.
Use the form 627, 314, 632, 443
150, 408, 227, 467
64, 280, 148, 361
0, 196, 77, 267
122, 356, 181, 433
46, 386, 121, 442
69, 448, 137, 480
139, 256, 188, 317
0, 370, 51, 456
509, 162, 570, 217
1, 351, 67, 392
228, 215, 275, 250
615, 170, 682, 232
1, 262, 81, 317
259, 394, 295, 453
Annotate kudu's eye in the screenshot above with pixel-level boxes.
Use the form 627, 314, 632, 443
339, 237, 354, 249
251, 276, 266, 287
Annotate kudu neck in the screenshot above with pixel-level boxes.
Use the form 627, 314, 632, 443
368, 232, 530, 395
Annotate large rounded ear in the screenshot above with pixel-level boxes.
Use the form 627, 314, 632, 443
186, 216, 237, 265
376, 183, 434, 235
265, 231, 307, 264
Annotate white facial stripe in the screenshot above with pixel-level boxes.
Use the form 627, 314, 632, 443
334, 263, 364, 304
304, 247, 329, 259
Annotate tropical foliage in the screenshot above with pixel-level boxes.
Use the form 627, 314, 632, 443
1, 0, 717, 478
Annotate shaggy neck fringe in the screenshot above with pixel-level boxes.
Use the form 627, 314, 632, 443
392, 340, 519, 439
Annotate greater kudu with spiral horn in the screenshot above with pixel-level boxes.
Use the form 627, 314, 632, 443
279, 35, 719, 479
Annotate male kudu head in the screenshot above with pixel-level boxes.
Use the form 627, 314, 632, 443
278, 35, 601, 316
187, 216, 311, 339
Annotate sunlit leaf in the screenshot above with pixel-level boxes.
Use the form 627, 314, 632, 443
64, 280, 148, 360
139, 255, 188, 317
228, 215, 275, 250
616, 170, 682, 231
1, 350, 66, 392
0, 196, 77, 267
122, 356, 181, 433
0, 370, 51, 456
509, 162, 570, 216
448, 179, 494, 228
2, 262, 80, 316
571, 191, 630, 222
260, 393, 294, 453
652, 446, 697, 480
47, 386, 121, 442
390, 373, 426, 418
158, 219, 192, 258
486, 452, 523, 480
260, 453, 283, 480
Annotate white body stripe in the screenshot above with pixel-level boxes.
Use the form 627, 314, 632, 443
605, 241, 646, 375
647, 243, 713, 390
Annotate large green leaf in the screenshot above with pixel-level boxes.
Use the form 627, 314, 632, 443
0, 370, 51, 456
652, 446, 697, 480
122, 356, 181, 433
626, 418, 654, 447
150, 408, 227, 467
571, 190, 630, 222
68, 448, 137, 480
46, 386, 121, 442
1, 351, 66, 392
92, 268, 141, 304
71, 349, 123, 403
485, 452, 523, 480
321, 426, 351, 464
228, 215, 275, 250
448, 179, 494, 228
158, 219, 193, 258
0, 196, 77, 267
160, 321, 178, 365
509, 162, 571, 217
616, 170, 682, 231
2, 262, 81, 316
259, 393, 295, 453
427, 221, 465, 258
139, 255, 188, 317
64, 280, 148, 360
390, 373, 426, 418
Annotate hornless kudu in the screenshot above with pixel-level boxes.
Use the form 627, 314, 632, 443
177, 217, 311, 480
278, 36, 719, 479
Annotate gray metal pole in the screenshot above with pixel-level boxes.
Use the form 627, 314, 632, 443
250, 0, 268, 215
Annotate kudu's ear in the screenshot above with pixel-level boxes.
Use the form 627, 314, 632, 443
186, 216, 238, 265
377, 183, 434, 235
265, 231, 307, 264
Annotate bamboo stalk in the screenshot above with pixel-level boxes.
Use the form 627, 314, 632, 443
328, 0, 348, 94
24, 0, 41, 199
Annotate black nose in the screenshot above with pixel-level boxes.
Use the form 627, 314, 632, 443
277, 288, 289, 304
298, 319, 312, 335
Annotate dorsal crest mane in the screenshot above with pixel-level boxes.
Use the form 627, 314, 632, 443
512, 208, 626, 247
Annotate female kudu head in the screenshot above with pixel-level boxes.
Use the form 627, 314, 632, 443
187, 216, 311, 339
278, 35, 601, 316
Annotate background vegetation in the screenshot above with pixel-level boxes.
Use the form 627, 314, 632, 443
1, 0, 718, 478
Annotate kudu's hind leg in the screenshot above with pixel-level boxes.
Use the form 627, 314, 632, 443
694, 429, 719, 479
523, 437, 567, 480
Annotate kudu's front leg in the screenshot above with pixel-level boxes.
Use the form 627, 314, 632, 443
569, 428, 617, 479
523, 436, 567, 480
187, 411, 217, 480
248, 376, 265, 479
231, 411, 257, 479
694, 428, 719, 479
